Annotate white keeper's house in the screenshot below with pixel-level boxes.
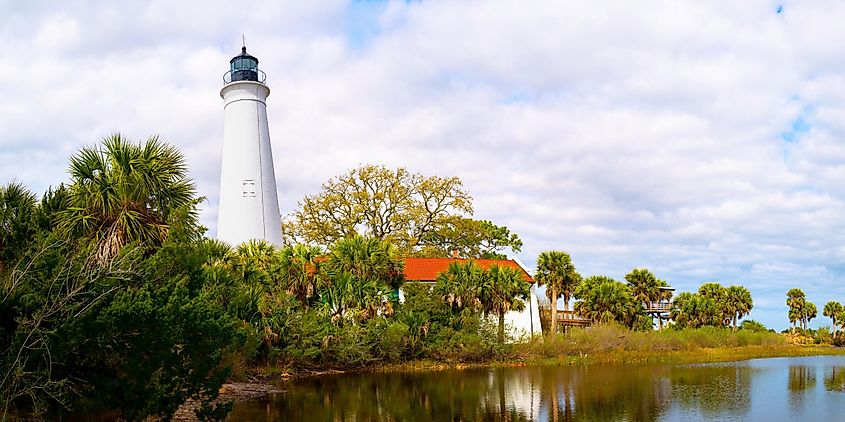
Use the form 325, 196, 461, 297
400, 257, 542, 338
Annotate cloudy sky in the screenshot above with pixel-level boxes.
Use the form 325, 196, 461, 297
2, 0, 844, 329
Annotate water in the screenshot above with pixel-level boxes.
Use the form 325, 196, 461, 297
228, 355, 845, 421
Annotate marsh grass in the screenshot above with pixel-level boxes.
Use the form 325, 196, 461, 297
507, 323, 845, 366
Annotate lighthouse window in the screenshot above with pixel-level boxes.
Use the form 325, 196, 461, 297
242, 180, 256, 197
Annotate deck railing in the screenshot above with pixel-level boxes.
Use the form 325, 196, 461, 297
643, 302, 672, 312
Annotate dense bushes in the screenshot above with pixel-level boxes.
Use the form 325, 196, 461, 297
1, 235, 244, 420
240, 283, 503, 369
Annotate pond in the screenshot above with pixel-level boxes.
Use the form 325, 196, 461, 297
228, 355, 845, 421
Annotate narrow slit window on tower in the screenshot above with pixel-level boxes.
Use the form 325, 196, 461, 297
242, 179, 256, 197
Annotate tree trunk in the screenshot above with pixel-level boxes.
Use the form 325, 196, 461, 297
498, 371, 506, 418
550, 286, 558, 336
657, 314, 663, 330
732, 315, 737, 331
498, 313, 506, 344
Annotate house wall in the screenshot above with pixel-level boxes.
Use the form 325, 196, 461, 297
504, 283, 542, 338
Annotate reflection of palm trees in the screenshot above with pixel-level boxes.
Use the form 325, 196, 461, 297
789, 365, 817, 391
670, 365, 751, 418
788, 365, 816, 414
228, 363, 765, 421
824, 367, 845, 392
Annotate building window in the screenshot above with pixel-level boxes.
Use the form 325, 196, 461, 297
242, 180, 256, 197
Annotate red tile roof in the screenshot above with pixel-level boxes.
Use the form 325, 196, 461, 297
402, 257, 534, 282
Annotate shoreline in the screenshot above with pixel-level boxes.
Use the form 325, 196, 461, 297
240, 343, 845, 383
373, 344, 845, 375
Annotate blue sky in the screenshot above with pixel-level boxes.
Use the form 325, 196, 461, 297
1, 1, 845, 330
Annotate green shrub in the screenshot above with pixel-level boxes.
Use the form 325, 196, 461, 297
740, 319, 768, 332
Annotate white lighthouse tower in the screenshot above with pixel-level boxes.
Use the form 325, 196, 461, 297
216, 46, 283, 246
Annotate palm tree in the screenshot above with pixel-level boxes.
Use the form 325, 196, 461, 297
824, 301, 843, 335
319, 271, 392, 322
624, 268, 670, 329
574, 279, 636, 325
59, 134, 195, 263
802, 301, 817, 331
786, 288, 806, 332
836, 310, 845, 335
724, 285, 753, 331
483, 265, 530, 343
699, 282, 728, 325
669, 291, 694, 328
535, 251, 581, 335
0, 182, 38, 270
232, 239, 278, 286
435, 261, 485, 311
276, 244, 324, 305
320, 235, 403, 322
325, 235, 404, 289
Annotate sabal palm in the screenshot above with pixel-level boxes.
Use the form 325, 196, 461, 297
669, 291, 695, 327
801, 301, 817, 331
232, 239, 277, 286
326, 235, 403, 289
277, 244, 323, 304
786, 288, 806, 331
724, 286, 753, 330
435, 261, 485, 311
577, 280, 635, 324
824, 301, 843, 334
536, 251, 581, 335
0, 182, 38, 269
625, 268, 660, 305
484, 265, 530, 343
320, 272, 390, 322
625, 268, 670, 329
59, 134, 195, 263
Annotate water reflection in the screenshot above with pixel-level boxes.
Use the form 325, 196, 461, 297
229, 356, 845, 421
824, 367, 845, 392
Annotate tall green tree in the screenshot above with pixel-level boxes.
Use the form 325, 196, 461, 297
802, 301, 817, 331
824, 301, 843, 334
670, 289, 722, 329
624, 268, 671, 329
786, 288, 806, 332
724, 285, 753, 331
573, 278, 636, 325
58, 134, 195, 264
0, 182, 38, 271
324, 235, 404, 290
276, 244, 324, 305
535, 251, 581, 335
435, 261, 486, 312
698, 282, 728, 325
483, 265, 530, 343
283, 164, 522, 258
231, 239, 278, 286
320, 235, 404, 322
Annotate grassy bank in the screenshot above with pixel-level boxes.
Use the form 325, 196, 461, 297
361, 324, 845, 376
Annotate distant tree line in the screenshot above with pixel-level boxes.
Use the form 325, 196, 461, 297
531, 250, 754, 333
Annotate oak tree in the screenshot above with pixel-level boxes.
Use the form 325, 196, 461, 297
283, 165, 522, 258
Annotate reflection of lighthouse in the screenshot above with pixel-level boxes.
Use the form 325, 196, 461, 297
217, 46, 283, 246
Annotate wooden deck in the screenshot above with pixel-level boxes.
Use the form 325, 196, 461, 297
537, 299, 674, 333
643, 302, 671, 313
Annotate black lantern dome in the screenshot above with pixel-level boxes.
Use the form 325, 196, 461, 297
226, 46, 265, 83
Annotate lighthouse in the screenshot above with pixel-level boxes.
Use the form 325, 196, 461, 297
216, 46, 283, 246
